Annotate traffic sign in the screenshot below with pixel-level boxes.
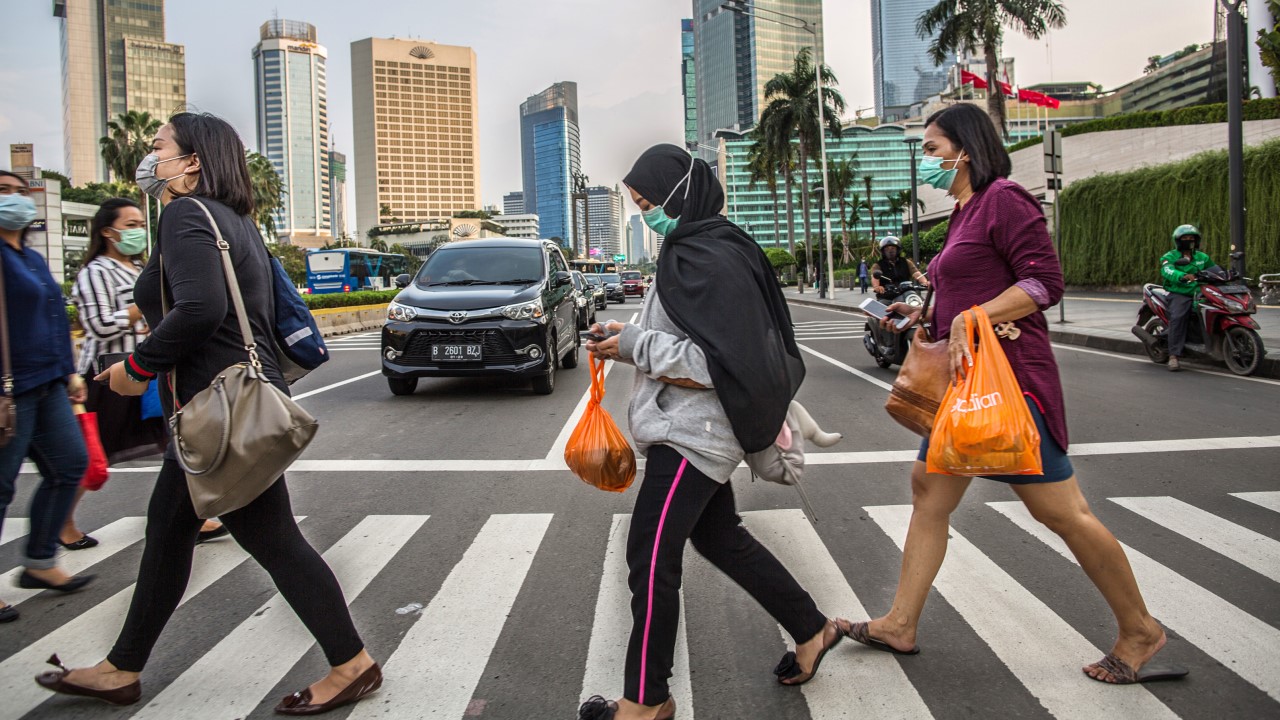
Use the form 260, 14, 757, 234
613, 254, 626, 262
1043, 130, 1063, 175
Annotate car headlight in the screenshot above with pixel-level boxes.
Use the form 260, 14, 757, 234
387, 301, 417, 322
501, 298, 546, 322
577, 296, 587, 307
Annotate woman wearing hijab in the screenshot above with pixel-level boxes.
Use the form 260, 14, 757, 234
578, 145, 849, 720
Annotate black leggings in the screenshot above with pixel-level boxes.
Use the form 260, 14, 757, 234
108, 458, 364, 671
624, 445, 826, 705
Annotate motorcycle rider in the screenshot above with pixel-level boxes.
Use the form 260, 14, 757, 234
1159, 224, 1216, 372
870, 236, 928, 299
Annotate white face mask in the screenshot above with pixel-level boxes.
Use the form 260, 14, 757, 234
135, 153, 192, 200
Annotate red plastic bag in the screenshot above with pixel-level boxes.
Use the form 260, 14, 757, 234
564, 355, 636, 492
75, 408, 110, 491
926, 307, 1042, 477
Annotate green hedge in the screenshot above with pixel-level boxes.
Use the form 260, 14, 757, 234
1058, 137, 1280, 286
1007, 97, 1280, 153
764, 247, 797, 270
303, 289, 399, 310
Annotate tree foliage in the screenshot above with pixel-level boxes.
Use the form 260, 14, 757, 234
1258, 1, 1280, 89
246, 151, 285, 240
764, 247, 797, 271
99, 111, 162, 182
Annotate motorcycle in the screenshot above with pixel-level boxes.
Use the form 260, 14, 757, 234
1131, 259, 1266, 376
863, 272, 928, 369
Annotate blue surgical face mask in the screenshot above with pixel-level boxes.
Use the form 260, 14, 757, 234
918, 154, 965, 192
0, 194, 38, 231
641, 160, 694, 236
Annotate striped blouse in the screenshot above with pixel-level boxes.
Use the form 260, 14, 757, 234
71, 255, 145, 375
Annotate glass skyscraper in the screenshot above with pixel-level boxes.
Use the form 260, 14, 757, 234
253, 19, 331, 246
870, 0, 956, 121
681, 19, 697, 148
520, 82, 581, 246
329, 150, 347, 239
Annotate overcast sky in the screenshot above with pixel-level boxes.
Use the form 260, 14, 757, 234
1, 0, 1213, 227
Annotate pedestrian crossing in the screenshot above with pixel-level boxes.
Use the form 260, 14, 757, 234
325, 332, 382, 352
793, 320, 865, 342
2, 491, 1277, 719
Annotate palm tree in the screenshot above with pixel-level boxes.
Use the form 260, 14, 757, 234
883, 190, 925, 236
917, 0, 1067, 138
861, 175, 877, 244
99, 111, 162, 183
746, 136, 782, 248
368, 237, 389, 252
246, 152, 286, 241
760, 47, 845, 284
825, 156, 859, 266
843, 191, 865, 264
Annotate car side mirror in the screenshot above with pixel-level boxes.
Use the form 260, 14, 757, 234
554, 270, 572, 287
395, 273, 411, 288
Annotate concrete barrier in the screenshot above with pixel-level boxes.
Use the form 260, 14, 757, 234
310, 303, 389, 337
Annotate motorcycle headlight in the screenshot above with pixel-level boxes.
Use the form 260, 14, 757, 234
501, 298, 546, 322
387, 301, 417, 322
1221, 297, 1245, 313
906, 295, 925, 307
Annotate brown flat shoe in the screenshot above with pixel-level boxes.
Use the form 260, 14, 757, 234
34, 654, 141, 706
275, 662, 382, 716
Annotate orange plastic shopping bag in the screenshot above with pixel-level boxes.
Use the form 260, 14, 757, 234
565, 354, 637, 492
926, 306, 1042, 476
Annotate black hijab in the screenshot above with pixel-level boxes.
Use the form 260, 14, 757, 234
624, 144, 805, 454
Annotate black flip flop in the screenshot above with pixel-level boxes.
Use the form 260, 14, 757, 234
847, 621, 920, 656
775, 618, 847, 686
1086, 652, 1189, 684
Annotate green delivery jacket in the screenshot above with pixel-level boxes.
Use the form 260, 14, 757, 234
1160, 248, 1216, 297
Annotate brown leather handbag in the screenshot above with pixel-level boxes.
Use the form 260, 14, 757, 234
0, 249, 14, 447
885, 287, 951, 437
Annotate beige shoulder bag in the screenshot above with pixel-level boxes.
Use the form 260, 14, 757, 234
163, 199, 318, 518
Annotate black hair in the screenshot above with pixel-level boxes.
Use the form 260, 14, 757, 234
167, 112, 256, 216
86, 197, 144, 263
924, 104, 1011, 193
0, 170, 34, 245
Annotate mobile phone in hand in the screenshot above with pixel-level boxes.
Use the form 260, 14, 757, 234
859, 298, 914, 330
95, 352, 131, 380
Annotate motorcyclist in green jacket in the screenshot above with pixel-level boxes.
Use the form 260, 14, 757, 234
1159, 224, 1215, 371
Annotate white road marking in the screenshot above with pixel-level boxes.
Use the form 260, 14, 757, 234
1, 518, 29, 546
544, 312, 638, 465
1068, 435, 1280, 456
2, 517, 145, 606
580, 514, 694, 717
797, 344, 894, 391
867, 505, 1177, 719
990, 501, 1280, 701
743, 510, 933, 719
328, 348, 380, 352
1110, 496, 1280, 582
291, 370, 383, 400
1050, 343, 1280, 386
1232, 491, 1280, 513
131, 515, 427, 719
348, 514, 552, 720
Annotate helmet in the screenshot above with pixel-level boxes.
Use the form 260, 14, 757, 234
879, 236, 902, 251
1172, 224, 1201, 243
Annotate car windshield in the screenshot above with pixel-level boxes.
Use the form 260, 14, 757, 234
584, 274, 602, 286
416, 247, 544, 286
621, 271, 641, 281
600, 273, 621, 283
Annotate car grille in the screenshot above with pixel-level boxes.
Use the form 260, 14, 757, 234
401, 329, 521, 366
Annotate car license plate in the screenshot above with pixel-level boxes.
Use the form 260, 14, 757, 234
431, 343, 482, 362
1217, 284, 1248, 294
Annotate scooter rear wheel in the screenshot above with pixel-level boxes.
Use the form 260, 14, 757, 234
1142, 318, 1170, 364
1222, 326, 1264, 376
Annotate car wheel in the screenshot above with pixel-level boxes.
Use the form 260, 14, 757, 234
532, 335, 557, 395
388, 377, 418, 396
561, 330, 580, 369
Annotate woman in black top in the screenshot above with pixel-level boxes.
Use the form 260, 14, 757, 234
37, 113, 382, 716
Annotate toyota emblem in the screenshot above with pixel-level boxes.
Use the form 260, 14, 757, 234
448, 311, 468, 324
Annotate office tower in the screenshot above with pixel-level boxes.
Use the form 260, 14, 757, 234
585, 185, 624, 259
351, 38, 480, 241
54, 0, 187, 185
503, 191, 525, 215
692, 0, 823, 161
497, 213, 540, 239
628, 213, 648, 263
681, 19, 697, 148
520, 82, 581, 245
253, 19, 331, 247
330, 150, 347, 239
870, 0, 956, 121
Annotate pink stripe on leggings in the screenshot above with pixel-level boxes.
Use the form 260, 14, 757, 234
637, 458, 687, 705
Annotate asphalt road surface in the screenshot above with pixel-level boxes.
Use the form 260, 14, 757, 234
2, 301, 1278, 720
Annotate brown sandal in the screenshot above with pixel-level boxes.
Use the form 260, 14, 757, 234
34, 654, 141, 706
1084, 652, 1188, 684
846, 620, 920, 655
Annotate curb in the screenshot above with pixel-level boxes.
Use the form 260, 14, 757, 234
309, 303, 388, 338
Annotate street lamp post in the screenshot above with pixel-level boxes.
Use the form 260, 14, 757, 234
1222, 0, 1248, 278
904, 136, 922, 265
722, 1, 835, 298
812, 184, 827, 297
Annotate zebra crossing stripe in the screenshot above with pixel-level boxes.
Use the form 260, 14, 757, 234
742, 510, 933, 719
579, 514, 695, 717
1111, 496, 1280, 583
867, 505, 1178, 719
0, 529, 261, 717
1, 518, 29, 546
130, 515, 427, 719
347, 513, 553, 720
1, 517, 145, 606
1232, 491, 1280, 514
990, 501, 1280, 701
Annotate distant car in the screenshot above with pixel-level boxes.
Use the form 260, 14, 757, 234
571, 270, 599, 330
621, 270, 647, 298
598, 272, 626, 304
582, 274, 608, 310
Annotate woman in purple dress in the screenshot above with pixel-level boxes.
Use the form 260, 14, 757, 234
848, 104, 1186, 686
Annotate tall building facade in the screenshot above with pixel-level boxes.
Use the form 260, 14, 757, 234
329, 150, 347, 239
585, 185, 625, 259
253, 19, 331, 247
692, 0, 824, 161
870, 0, 955, 122
503, 191, 525, 215
681, 19, 698, 148
628, 213, 648, 263
351, 38, 480, 241
520, 82, 581, 245
54, 0, 187, 185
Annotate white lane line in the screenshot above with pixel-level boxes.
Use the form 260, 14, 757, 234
580, 515, 694, 716
348, 513, 553, 720
990, 501, 1280, 701
1, 518, 29, 546
797, 344, 894, 391
0, 525, 268, 717
743, 510, 933, 719
2, 517, 146, 606
1110, 496, 1280, 582
291, 370, 383, 401
867, 505, 1177, 719
131, 515, 427, 720
1232, 491, 1280, 513
795, 336, 863, 341
1050, 343, 1280, 386
544, 311, 638, 465
1069, 435, 1280, 456
328, 348, 380, 352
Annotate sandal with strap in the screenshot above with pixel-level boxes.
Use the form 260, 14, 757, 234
774, 618, 848, 686
577, 695, 676, 720
1084, 652, 1188, 685
846, 620, 920, 655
